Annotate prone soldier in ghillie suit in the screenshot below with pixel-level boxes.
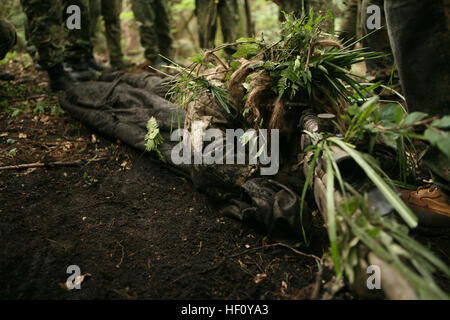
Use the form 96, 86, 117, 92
0, 16, 17, 80
20, 0, 78, 91
195, 0, 240, 57
130, 0, 173, 68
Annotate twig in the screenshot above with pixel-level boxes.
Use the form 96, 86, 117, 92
269, 243, 321, 261
195, 241, 203, 256
374, 116, 440, 132
0, 157, 110, 171
116, 241, 125, 269
204, 50, 229, 70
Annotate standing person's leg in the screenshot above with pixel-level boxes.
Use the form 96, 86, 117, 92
101, 0, 124, 66
88, 0, 101, 42
84, 0, 105, 70
0, 17, 17, 80
154, 0, 173, 60
20, 0, 76, 91
130, 0, 159, 62
0, 17, 16, 60
218, 0, 239, 56
20, 0, 65, 70
337, 0, 359, 46
385, 0, 449, 116
361, 0, 395, 83
23, 16, 40, 67
63, 0, 95, 74
195, 0, 218, 50
386, 0, 450, 222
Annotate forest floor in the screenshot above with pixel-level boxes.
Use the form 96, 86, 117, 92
0, 57, 334, 300
1, 56, 449, 300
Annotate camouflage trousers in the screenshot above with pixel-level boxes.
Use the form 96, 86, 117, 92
0, 17, 17, 60
63, 0, 93, 60
130, 0, 172, 61
89, 0, 123, 63
20, 0, 66, 69
195, 0, 240, 56
21, 0, 94, 67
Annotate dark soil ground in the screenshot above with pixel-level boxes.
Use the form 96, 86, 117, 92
0, 57, 330, 300
1, 57, 448, 300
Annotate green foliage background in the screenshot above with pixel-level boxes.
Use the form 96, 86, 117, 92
1, 0, 348, 64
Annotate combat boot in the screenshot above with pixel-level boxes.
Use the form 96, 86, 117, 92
63, 57, 97, 81
84, 54, 107, 71
47, 63, 77, 92
64, 57, 90, 72
399, 185, 450, 228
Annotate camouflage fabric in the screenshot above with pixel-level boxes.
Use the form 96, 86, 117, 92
195, 0, 240, 56
89, 0, 123, 63
20, 0, 65, 69
0, 17, 17, 60
63, 0, 94, 60
130, 0, 172, 61
385, 0, 450, 116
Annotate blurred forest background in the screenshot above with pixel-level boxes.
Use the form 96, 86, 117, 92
0, 0, 349, 66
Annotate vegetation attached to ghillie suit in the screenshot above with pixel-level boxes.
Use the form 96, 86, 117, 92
148, 11, 450, 299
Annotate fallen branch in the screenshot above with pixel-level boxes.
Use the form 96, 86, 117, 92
0, 157, 110, 171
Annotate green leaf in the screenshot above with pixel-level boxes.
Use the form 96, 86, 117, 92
431, 115, 450, 129
403, 112, 428, 125
236, 37, 257, 43
145, 117, 166, 162
378, 103, 405, 125
232, 43, 260, 59
8, 148, 17, 156
424, 128, 450, 158
324, 144, 341, 277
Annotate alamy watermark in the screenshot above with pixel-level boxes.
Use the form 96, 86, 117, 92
367, 265, 382, 290
366, 5, 382, 30
66, 5, 81, 30
66, 265, 82, 290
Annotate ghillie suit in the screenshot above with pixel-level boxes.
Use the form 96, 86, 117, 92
60, 12, 450, 299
